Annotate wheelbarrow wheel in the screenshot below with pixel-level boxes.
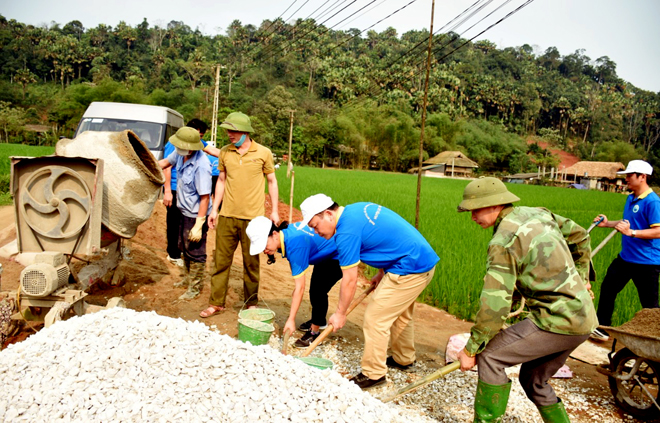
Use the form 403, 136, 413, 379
608, 347, 660, 419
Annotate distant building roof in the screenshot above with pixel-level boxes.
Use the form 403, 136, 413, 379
563, 161, 625, 179
423, 151, 478, 168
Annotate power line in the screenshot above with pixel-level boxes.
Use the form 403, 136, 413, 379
258, 0, 347, 59
283, 0, 313, 23
325, 0, 420, 55
341, 0, 536, 111
336, 0, 389, 30
259, 0, 363, 63
260, 0, 300, 36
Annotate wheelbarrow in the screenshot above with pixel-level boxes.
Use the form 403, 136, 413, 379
597, 322, 660, 420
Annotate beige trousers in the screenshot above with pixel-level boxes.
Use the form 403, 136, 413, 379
361, 267, 435, 379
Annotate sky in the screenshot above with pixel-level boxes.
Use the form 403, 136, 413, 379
3, 0, 660, 92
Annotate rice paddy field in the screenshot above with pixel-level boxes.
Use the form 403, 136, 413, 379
276, 166, 638, 326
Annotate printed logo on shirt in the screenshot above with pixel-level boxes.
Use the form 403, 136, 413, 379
363, 203, 382, 226
633, 205, 640, 213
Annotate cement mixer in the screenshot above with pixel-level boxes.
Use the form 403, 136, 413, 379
2, 129, 163, 329
56, 129, 165, 239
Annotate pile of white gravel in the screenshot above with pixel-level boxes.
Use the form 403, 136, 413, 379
0, 308, 432, 422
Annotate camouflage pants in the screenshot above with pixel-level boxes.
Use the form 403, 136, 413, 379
477, 319, 589, 406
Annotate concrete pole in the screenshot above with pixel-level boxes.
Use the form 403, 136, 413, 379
415, 0, 435, 229
210, 65, 220, 147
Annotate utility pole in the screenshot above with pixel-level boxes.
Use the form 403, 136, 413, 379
287, 110, 295, 178
210, 64, 220, 147
415, 0, 435, 229
287, 110, 295, 221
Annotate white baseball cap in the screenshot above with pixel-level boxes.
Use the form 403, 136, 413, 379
246, 216, 273, 255
300, 194, 334, 228
617, 160, 653, 175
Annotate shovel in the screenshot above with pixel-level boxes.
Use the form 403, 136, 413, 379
381, 361, 461, 403
301, 283, 376, 358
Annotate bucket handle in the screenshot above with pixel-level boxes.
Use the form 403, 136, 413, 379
240, 293, 273, 314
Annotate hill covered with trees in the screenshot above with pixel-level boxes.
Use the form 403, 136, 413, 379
0, 14, 658, 174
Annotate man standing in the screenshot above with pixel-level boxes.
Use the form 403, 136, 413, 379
200, 112, 279, 318
158, 127, 212, 300
301, 194, 439, 389
592, 160, 660, 341
163, 119, 214, 267
456, 177, 597, 422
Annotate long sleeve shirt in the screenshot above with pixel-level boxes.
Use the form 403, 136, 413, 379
465, 206, 598, 356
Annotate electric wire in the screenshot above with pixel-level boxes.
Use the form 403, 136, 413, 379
258, 0, 363, 62
339, 0, 536, 111
260, 0, 300, 36
258, 0, 346, 59
380, 0, 513, 89
335, 0, 388, 30
325, 0, 420, 54
257, 0, 355, 60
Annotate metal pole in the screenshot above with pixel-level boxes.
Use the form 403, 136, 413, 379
415, 0, 435, 229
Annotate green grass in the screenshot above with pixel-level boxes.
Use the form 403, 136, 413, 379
0, 143, 55, 205
277, 166, 637, 325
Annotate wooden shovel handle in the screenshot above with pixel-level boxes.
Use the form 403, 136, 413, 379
282, 330, 291, 355
381, 361, 461, 403
301, 283, 377, 357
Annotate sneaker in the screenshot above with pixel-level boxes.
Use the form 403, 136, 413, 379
298, 319, 327, 332
386, 356, 414, 371
349, 372, 386, 390
294, 331, 320, 348
167, 256, 184, 267
590, 328, 610, 342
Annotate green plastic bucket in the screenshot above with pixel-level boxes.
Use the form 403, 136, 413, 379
296, 356, 334, 370
238, 308, 275, 324
238, 319, 274, 346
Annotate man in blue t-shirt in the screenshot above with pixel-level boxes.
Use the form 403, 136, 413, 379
246, 217, 342, 348
592, 160, 660, 341
301, 194, 440, 390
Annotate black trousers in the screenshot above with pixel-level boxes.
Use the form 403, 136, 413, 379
179, 214, 208, 263
309, 259, 343, 327
597, 255, 660, 326
166, 191, 182, 259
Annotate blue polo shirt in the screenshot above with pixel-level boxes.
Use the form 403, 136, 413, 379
334, 203, 439, 275
163, 142, 177, 190
280, 222, 338, 278
167, 150, 212, 218
200, 140, 219, 177
620, 189, 660, 265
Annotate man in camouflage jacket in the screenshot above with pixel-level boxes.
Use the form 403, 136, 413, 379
456, 177, 598, 423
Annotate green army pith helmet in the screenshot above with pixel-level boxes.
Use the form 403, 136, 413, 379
457, 177, 520, 212
220, 112, 254, 133
169, 126, 204, 150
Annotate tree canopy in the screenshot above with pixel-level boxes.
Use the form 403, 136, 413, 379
0, 14, 658, 174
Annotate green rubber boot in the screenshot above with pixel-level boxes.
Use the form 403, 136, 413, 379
179, 262, 205, 300
473, 379, 511, 423
537, 399, 570, 423
173, 258, 191, 288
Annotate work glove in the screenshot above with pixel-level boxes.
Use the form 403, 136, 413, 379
188, 217, 206, 242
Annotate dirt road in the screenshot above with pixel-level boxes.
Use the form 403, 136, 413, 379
0, 200, 634, 421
